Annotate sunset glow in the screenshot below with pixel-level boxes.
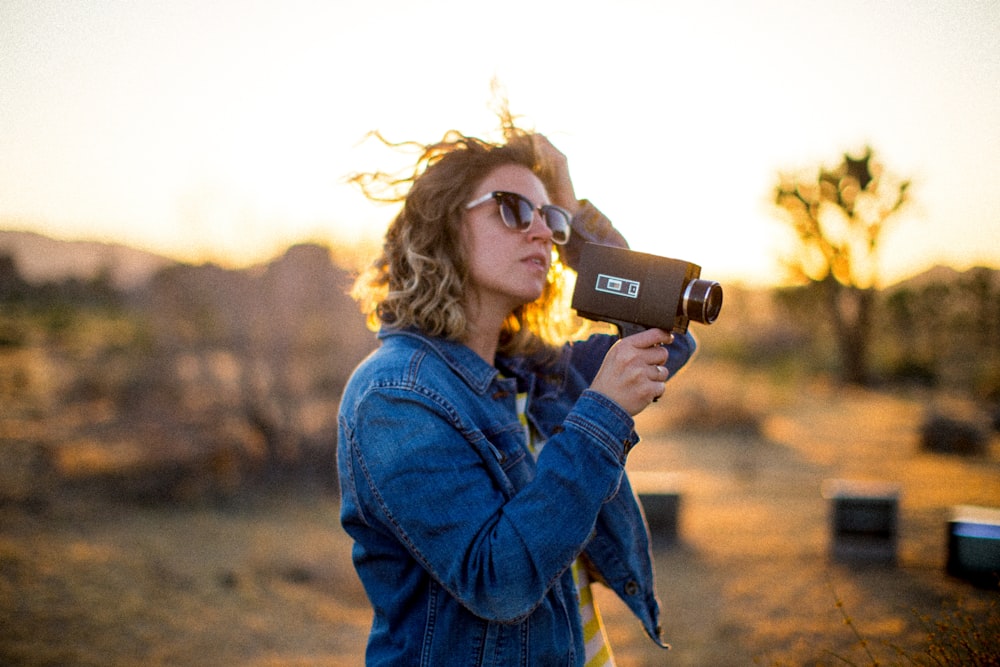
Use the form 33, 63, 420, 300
2, 0, 998, 286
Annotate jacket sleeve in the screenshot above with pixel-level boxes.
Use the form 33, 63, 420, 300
559, 199, 629, 269
341, 382, 637, 624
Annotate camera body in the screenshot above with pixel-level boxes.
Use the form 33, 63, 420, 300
570, 243, 723, 337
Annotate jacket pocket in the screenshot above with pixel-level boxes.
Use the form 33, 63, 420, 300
481, 424, 534, 492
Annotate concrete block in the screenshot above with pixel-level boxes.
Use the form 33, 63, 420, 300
822, 479, 900, 565
631, 471, 683, 546
947, 505, 1000, 587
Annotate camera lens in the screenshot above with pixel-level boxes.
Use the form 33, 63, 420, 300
681, 279, 723, 325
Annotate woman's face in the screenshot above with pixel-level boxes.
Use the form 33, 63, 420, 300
462, 163, 556, 323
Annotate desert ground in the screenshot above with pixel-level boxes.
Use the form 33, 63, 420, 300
2, 361, 998, 666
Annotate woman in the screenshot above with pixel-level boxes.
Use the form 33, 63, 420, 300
337, 127, 696, 666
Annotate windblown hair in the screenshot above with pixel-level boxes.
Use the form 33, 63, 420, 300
349, 126, 577, 356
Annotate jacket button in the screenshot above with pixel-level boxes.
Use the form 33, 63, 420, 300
624, 580, 639, 596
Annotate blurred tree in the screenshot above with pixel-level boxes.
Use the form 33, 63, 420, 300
882, 287, 936, 385
773, 146, 910, 385
961, 267, 999, 350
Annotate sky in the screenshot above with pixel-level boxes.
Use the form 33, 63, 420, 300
2, 0, 999, 287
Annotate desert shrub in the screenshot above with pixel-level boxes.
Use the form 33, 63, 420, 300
973, 362, 1000, 404
666, 389, 764, 437
0, 320, 27, 348
914, 601, 1000, 667
0, 440, 55, 507
885, 358, 938, 388
821, 585, 1000, 667
920, 415, 988, 456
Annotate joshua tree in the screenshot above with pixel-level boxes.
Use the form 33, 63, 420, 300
773, 146, 910, 385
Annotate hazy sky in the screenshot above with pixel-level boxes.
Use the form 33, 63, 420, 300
2, 0, 998, 286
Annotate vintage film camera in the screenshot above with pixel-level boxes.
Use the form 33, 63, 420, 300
570, 243, 723, 338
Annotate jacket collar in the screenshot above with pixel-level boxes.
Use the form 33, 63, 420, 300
378, 327, 500, 394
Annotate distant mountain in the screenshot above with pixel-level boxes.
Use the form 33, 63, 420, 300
1, 228, 993, 298
0, 230, 177, 290
886, 264, 997, 292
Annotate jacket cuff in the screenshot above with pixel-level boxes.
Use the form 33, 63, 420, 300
564, 389, 639, 463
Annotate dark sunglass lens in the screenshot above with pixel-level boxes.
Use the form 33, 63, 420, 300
494, 193, 526, 231
514, 194, 535, 230
494, 194, 513, 227
494, 193, 569, 242
542, 207, 571, 245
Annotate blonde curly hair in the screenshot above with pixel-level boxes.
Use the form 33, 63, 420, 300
348, 126, 578, 356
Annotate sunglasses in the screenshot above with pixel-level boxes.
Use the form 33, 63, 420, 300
465, 191, 572, 245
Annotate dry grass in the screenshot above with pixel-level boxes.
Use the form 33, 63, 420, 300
0, 493, 371, 666
2, 360, 999, 665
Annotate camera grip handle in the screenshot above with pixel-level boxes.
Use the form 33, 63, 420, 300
608, 320, 647, 340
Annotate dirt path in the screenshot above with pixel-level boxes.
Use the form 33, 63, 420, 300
618, 381, 1000, 665
2, 383, 998, 665
0, 493, 371, 666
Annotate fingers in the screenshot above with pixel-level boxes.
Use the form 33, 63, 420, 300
627, 326, 674, 349
590, 328, 676, 415
531, 133, 562, 158
531, 134, 579, 212
649, 361, 669, 402
626, 329, 672, 371
630, 329, 673, 405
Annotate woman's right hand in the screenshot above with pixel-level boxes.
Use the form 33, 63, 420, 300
531, 134, 580, 216
589, 328, 675, 416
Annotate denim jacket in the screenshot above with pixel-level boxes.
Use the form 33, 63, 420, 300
337, 200, 696, 665
338, 325, 695, 665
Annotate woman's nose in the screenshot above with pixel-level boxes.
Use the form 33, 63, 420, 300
528, 208, 553, 242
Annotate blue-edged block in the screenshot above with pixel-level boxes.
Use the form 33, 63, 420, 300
630, 471, 683, 546
947, 505, 1000, 587
822, 479, 900, 565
